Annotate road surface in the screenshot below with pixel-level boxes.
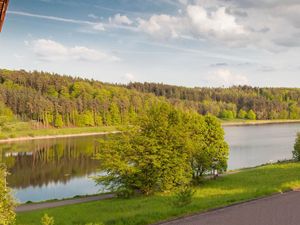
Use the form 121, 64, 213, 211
158, 191, 300, 225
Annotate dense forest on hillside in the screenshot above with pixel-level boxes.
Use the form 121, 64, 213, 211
127, 83, 300, 120
0, 69, 299, 129
0, 69, 165, 128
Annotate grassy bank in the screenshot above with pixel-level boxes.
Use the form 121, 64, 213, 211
0, 122, 119, 140
221, 119, 300, 126
17, 162, 300, 225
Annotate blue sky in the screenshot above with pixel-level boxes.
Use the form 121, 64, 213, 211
0, 0, 300, 87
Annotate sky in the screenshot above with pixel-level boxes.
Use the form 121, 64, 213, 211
0, 0, 300, 87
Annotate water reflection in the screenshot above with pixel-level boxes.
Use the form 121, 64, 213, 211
0, 135, 105, 202
0, 123, 299, 202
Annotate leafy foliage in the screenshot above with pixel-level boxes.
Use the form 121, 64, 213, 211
173, 186, 195, 207
293, 133, 300, 161
41, 214, 54, 225
127, 83, 300, 120
0, 70, 163, 128
95, 103, 229, 195
0, 165, 15, 225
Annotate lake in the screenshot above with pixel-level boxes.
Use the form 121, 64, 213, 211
0, 123, 299, 203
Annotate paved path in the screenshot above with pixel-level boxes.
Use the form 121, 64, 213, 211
158, 191, 300, 225
15, 194, 115, 213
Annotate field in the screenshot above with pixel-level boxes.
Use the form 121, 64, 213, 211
17, 162, 300, 225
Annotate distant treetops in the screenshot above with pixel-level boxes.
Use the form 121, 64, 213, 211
96, 102, 229, 195
127, 82, 300, 121
0, 69, 299, 131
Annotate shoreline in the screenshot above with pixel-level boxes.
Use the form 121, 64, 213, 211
222, 119, 300, 127
1, 120, 299, 144
0, 131, 121, 144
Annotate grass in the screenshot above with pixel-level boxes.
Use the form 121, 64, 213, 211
0, 121, 119, 140
17, 162, 300, 225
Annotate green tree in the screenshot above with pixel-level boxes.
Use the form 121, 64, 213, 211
219, 110, 234, 119
192, 116, 229, 178
54, 114, 63, 128
238, 109, 247, 119
247, 110, 257, 120
96, 103, 192, 195
0, 166, 15, 225
293, 133, 300, 161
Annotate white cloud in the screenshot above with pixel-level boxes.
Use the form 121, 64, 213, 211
206, 69, 249, 87
88, 14, 99, 19
186, 6, 246, 39
109, 14, 133, 25
33, 39, 68, 61
122, 73, 135, 83
138, 14, 183, 39
31, 39, 120, 62
137, 4, 247, 41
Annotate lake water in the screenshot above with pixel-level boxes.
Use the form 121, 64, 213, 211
0, 123, 299, 203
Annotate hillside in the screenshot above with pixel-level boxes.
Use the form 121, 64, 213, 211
0, 69, 165, 129
127, 83, 300, 120
0, 69, 300, 131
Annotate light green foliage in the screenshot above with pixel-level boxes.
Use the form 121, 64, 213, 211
196, 116, 229, 176
219, 110, 235, 119
238, 109, 247, 119
41, 214, 54, 225
54, 115, 63, 128
293, 133, 300, 161
247, 110, 257, 120
173, 186, 195, 207
96, 103, 193, 195
96, 103, 229, 195
109, 102, 121, 125
0, 166, 16, 225
0, 101, 14, 126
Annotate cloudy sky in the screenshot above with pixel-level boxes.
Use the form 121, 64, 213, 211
0, 0, 300, 87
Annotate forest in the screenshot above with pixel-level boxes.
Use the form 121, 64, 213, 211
127, 83, 300, 120
0, 69, 165, 128
0, 69, 299, 129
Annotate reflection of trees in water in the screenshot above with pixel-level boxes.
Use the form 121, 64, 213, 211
0, 136, 102, 189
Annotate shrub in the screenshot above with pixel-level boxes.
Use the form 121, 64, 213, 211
293, 133, 300, 161
173, 186, 195, 207
0, 165, 16, 225
247, 110, 257, 120
41, 214, 54, 225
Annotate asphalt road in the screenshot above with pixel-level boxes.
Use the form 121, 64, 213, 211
158, 191, 300, 225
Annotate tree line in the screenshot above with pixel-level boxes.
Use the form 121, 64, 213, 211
127, 82, 300, 120
1, 69, 299, 130
0, 69, 165, 128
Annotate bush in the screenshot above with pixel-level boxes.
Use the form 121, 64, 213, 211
0, 165, 16, 225
293, 133, 300, 161
173, 186, 195, 207
247, 110, 257, 120
41, 214, 54, 225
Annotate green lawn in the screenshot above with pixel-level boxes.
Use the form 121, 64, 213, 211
0, 122, 118, 140
17, 162, 300, 225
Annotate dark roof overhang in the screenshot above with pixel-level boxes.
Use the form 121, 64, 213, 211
0, 0, 9, 32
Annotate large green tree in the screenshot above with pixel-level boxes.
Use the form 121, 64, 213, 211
96, 103, 229, 195
96, 103, 192, 195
